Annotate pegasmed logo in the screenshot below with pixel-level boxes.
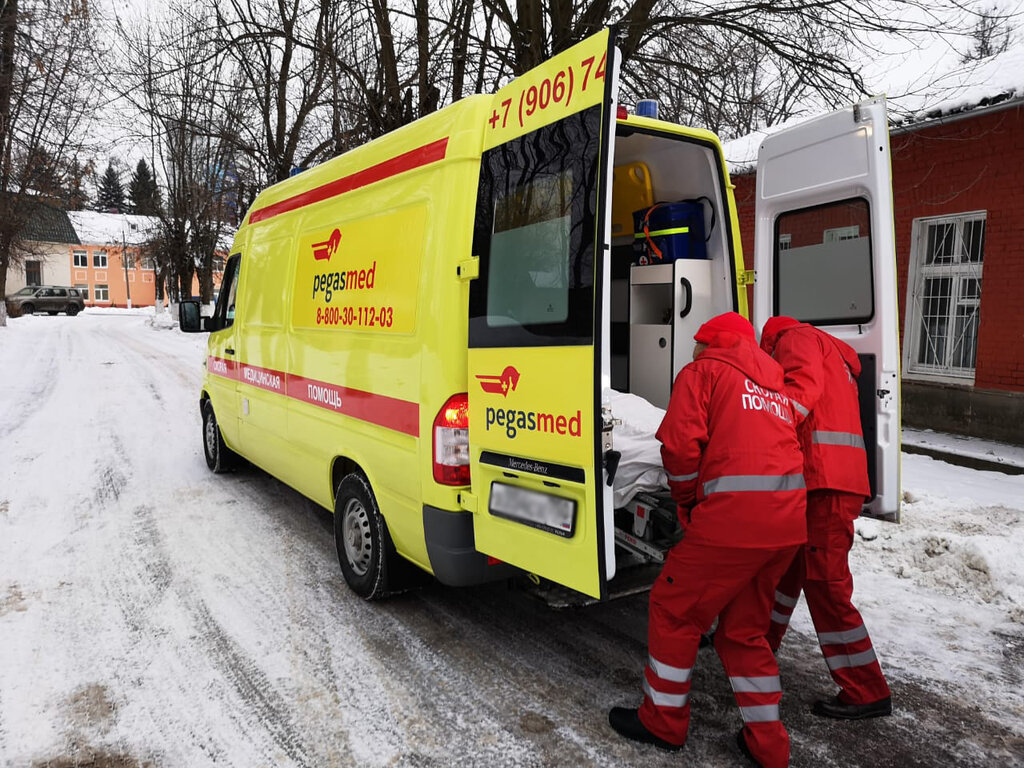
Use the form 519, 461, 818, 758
477, 366, 582, 439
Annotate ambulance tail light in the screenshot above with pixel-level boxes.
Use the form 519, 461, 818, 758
433, 393, 470, 485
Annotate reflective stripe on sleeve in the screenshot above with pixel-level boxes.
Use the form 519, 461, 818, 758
770, 610, 791, 625
667, 471, 699, 483
792, 399, 810, 418
730, 676, 782, 694
648, 655, 692, 683
818, 625, 869, 646
774, 590, 799, 608
643, 678, 688, 709
704, 474, 805, 495
739, 704, 780, 723
826, 648, 878, 671
811, 430, 866, 450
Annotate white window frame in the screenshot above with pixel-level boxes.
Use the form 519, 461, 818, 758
124, 250, 135, 270
93, 249, 108, 268
777, 233, 792, 251
75, 284, 89, 301
903, 211, 985, 383
73, 249, 88, 268
94, 284, 110, 302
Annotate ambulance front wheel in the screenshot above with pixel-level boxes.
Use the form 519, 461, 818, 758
335, 473, 395, 600
202, 399, 238, 473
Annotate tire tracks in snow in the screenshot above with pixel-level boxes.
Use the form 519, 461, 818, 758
0, 322, 65, 439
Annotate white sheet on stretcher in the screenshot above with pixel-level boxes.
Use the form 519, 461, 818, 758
606, 389, 669, 508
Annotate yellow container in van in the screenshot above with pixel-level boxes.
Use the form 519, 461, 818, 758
181, 29, 900, 603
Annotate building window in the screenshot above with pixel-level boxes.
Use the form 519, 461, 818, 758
75, 284, 89, 301
93, 250, 108, 268
778, 234, 791, 251
73, 249, 88, 268
124, 251, 135, 270
823, 225, 860, 242
25, 260, 41, 285
94, 284, 109, 302
905, 212, 985, 380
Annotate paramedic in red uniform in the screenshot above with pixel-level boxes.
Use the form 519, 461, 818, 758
609, 312, 806, 768
760, 316, 892, 720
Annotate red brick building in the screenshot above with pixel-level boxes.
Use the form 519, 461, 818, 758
728, 95, 1024, 446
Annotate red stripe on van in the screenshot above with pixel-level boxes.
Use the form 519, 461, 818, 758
248, 137, 450, 224
287, 374, 420, 437
207, 356, 238, 379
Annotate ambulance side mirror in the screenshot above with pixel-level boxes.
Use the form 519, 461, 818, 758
179, 300, 205, 333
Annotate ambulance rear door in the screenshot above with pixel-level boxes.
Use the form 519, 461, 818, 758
752, 98, 900, 520
464, 29, 620, 599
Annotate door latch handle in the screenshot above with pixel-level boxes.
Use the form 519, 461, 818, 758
225, 348, 235, 355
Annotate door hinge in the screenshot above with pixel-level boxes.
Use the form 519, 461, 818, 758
458, 491, 478, 512
457, 256, 480, 281
738, 269, 756, 286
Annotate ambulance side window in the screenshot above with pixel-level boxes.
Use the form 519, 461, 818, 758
469, 105, 601, 348
773, 198, 873, 324
213, 253, 241, 330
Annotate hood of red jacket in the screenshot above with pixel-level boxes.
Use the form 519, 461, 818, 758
698, 334, 785, 391
761, 316, 862, 377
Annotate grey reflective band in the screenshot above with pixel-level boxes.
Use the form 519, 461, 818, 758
643, 678, 688, 708
667, 471, 699, 483
730, 676, 782, 694
739, 704, 780, 723
770, 610, 791, 625
704, 474, 806, 495
792, 399, 810, 418
811, 430, 866, 450
774, 590, 799, 608
826, 648, 878, 671
648, 655, 692, 683
818, 625, 869, 646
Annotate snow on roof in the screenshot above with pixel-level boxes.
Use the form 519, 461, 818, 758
67, 211, 161, 246
722, 45, 1024, 176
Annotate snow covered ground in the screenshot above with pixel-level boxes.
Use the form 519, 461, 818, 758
1, 311, 1022, 767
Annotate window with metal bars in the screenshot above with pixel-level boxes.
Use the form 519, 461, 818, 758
905, 213, 985, 379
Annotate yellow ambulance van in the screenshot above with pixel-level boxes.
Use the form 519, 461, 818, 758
179, 28, 900, 603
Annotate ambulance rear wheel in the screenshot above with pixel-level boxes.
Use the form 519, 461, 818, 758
202, 399, 238, 473
335, 473, 394, 600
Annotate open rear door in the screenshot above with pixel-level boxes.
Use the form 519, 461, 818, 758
464, 30, 620, 598
752, 98, 900, 520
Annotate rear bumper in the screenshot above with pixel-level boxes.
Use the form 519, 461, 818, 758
423, 505, 517, 587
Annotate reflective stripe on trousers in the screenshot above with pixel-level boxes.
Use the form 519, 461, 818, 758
811, 430, 866, 450
643, 677, 688, 708
648, 654, 692, 683
703, 473, 805, 495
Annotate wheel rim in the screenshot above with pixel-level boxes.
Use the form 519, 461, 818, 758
342, 497, 373, 576
204, 410, 218, 461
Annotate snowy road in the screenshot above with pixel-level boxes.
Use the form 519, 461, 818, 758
1, 312, 1022, 767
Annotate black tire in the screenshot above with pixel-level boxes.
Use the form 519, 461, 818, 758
334, 473, 396, 600
201, 399, 238, 473
22, 302, 34, 315
66, 304, 80, 316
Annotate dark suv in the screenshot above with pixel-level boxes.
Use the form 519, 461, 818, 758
5, 285, 85, 316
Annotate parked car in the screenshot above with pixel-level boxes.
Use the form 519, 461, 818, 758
5, 285, 85, 316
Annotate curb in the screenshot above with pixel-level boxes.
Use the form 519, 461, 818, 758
901, 443, 1024, 476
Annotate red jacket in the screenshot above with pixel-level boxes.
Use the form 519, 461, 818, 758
656, 335, 807, 549
760, 320, 870, 496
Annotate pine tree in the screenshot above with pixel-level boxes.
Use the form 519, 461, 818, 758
128, 158, 162, 216
96, 164, 126, 213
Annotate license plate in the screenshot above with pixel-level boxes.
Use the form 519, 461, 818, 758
489, 482, 576, 538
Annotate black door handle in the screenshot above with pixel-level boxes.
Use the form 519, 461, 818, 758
679, 277, 693, 318
225, 348, 235, 355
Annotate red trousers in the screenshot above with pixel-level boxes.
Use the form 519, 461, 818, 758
766, 490, 891, 705
639, 540, 800, 768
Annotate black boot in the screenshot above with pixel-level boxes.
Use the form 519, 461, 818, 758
608, 707, 683, 751
812, 695, 892, 720
736, 728, 764, 767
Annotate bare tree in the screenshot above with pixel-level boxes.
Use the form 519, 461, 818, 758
0, 0, 101, 327
961, 4, 1015, 62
